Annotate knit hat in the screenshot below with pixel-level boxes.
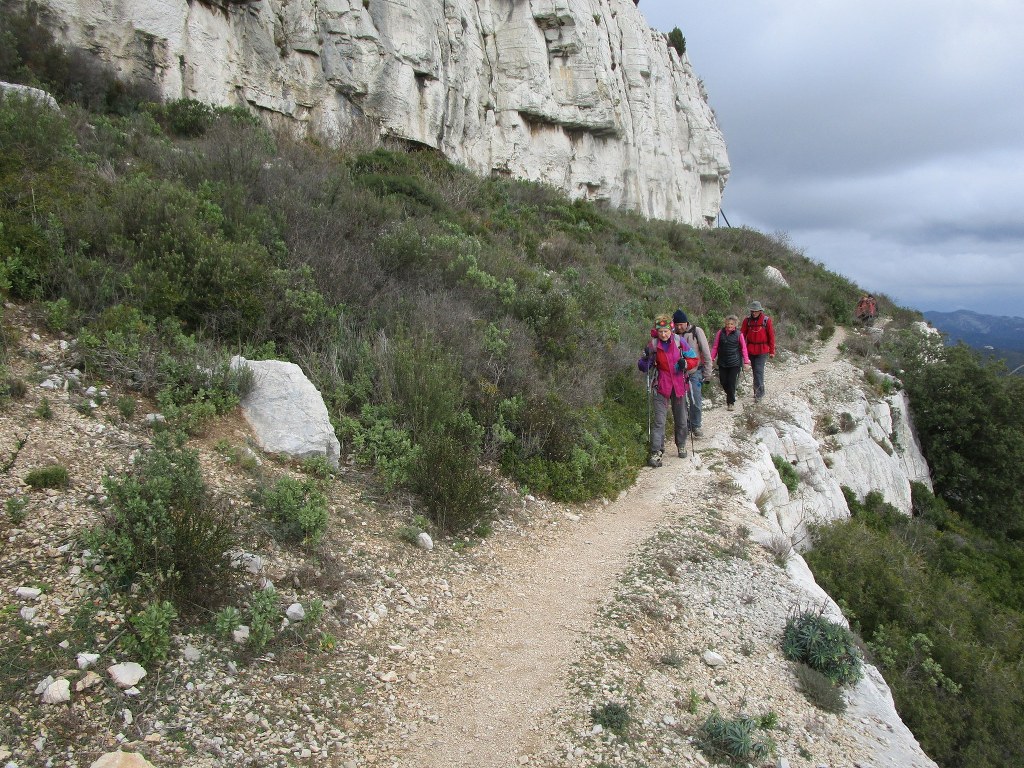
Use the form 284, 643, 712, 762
748, 301, 764, 312
654, 317, 672, 330
672, 309, 688, 324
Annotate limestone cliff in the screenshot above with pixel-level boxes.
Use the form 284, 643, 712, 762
34, 0, 729, 226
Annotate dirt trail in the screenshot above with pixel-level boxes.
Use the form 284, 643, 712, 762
389, 329, 848, 767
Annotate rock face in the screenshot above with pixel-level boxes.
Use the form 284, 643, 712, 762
733, 359, 933, 547
33, 0, 729, 226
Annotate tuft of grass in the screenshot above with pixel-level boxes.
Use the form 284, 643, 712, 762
34, 397, 53, 419
5, 495, 29, 524
590, 701, 631, 737
697, 711, 775, 765
793, 662, 848, 713
25, 464, 70, 489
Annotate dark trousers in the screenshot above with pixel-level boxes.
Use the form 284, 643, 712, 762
718, 365, 740, 405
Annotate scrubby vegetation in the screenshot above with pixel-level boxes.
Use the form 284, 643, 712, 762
12, 8, 1024, 766
0, 2, 854, 527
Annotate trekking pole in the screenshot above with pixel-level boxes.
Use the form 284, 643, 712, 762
646, 367, 654, 445
686, 385, 696, 458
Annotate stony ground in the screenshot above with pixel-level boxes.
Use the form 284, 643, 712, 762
1, 304, 914, 768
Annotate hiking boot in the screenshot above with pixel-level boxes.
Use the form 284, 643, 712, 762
727, 403, 735, 411
648, 451, 663, 468
677, 447, 687, 458
692, 428, 703, 438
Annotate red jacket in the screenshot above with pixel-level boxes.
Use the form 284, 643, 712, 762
638, 337, 691, 398
741, 313, 775, 356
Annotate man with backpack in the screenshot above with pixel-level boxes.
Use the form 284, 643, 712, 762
741, 301, 775, 401
673, 309, 712, 438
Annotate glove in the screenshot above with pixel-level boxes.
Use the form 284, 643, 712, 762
675, 360, 685, 372
642, 347, 652, 359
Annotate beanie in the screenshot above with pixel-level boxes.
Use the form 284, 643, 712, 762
672, 309, 688, 324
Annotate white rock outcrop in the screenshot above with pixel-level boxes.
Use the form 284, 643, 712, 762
231, 356, 341, 468
32, 0, 728, 226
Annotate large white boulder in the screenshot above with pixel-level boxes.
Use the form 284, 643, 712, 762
232, 357, 341, 468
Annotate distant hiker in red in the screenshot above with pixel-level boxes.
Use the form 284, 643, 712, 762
856, 294, 878, 326
741, 301, 775, 401
637, 314, 695, 467
710, 315, 750, 411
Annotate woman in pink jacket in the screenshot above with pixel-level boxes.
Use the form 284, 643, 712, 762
638, 315, 696, 466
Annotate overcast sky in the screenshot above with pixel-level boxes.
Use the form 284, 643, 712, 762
638, 0, 1024, 318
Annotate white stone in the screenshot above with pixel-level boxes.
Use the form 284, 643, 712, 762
285, 603, 306, 622
89, 752, 157, 768
107, 662, 147, 688
233, 625, 251, 643
20, 606, 37, 621
702, 650, 727, 667
35, 675, 55, 694
76, 671, 103, 691
77, 652, 100, 669
0, 81, 60, 110
764, 266, 790, 287
15, 586, 42, 600
182, 644, 201, 662
41, 678, 71, 704
416, 532, 434, 551
230, 357, 341, 468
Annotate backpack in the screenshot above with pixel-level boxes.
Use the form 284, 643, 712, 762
678, 338, 700, 373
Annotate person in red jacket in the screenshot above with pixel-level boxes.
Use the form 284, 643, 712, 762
740, 301, 775, 401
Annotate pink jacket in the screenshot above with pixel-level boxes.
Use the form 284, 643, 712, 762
638, 337, 690, 398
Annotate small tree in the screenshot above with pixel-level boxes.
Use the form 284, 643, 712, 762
668, 27, 686, 56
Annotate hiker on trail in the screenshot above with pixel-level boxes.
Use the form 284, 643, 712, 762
740, 301, 775, 401
711, 315, 750, 411
673, 309, 712, 438
856, 294, 878, 326
637, 314, 696, 467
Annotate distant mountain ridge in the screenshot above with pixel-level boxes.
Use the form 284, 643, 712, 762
923, 309, 1024, 353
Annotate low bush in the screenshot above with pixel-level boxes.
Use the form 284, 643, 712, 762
781, 610, 862, 686
410, 412, 496, 534
771, 454, 799, 494
793, 662, 847, 714
258, 476, 329, 546
590, 701, 631, 737
121, 600, 177, 665
696, 711, 775, 765
94, 433, 238, 609
24, 464, 69, 489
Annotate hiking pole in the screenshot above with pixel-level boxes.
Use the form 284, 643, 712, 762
686, 384, 696, 458
646, 367, 654, 446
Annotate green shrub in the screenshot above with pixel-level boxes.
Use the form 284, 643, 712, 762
95, 434, 238, 608
247, 587, 279, 648
121, 600, 177, 665
5, 495, 28, 524
697, 711, 775, 765
771, 454, 799, 494
213, 605, 243, 638
24, 464, 69, 489
590, 701, 631, 736
34, 397, 52, 419
667, 27, 686, 56
793, 662, 847, 714
259, 476, 329, 545
782, 610, 862, 686
345, 405, 420, 492
410, 412, 496, 534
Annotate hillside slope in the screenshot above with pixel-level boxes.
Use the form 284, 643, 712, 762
1, 307, 935, 768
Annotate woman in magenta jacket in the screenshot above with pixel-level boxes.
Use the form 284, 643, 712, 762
638, 314, 696, 466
